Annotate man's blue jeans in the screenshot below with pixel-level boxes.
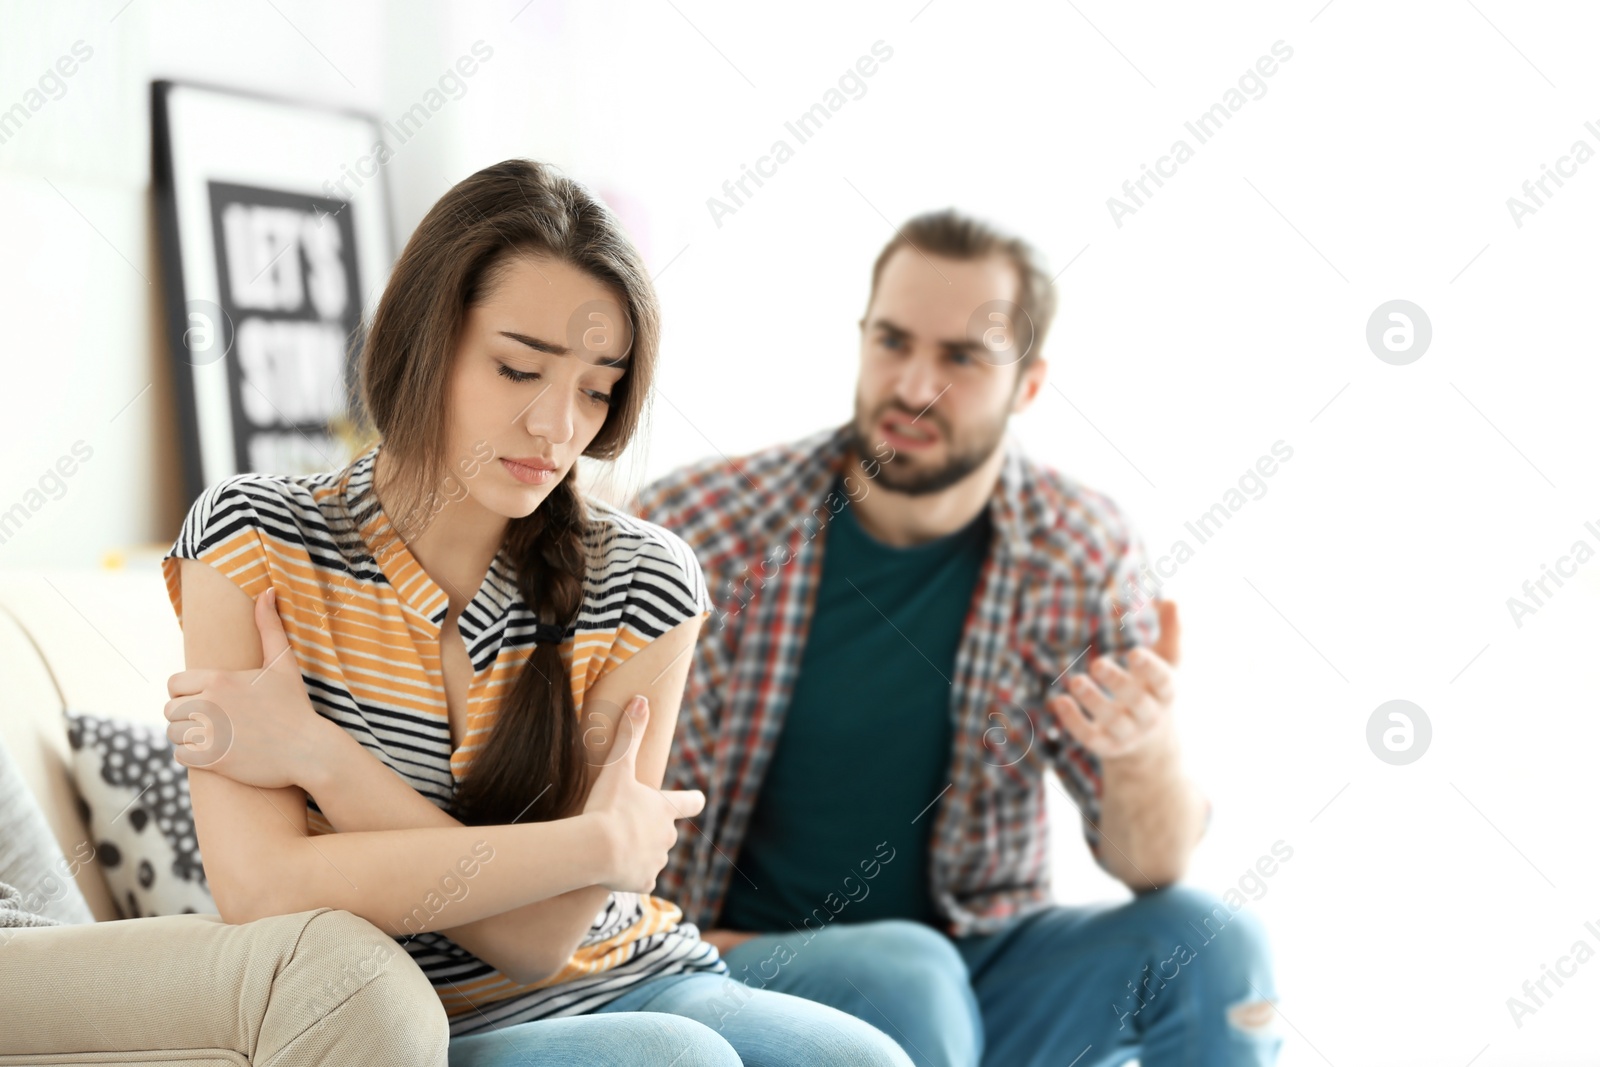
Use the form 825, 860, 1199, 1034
719, 885, 1281, 1067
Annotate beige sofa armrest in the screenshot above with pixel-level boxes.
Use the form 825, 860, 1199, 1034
0, 908, 448, 1066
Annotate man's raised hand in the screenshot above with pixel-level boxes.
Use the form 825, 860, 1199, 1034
1048, 599, 1181, 762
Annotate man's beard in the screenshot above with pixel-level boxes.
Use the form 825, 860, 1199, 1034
849, 398, 1008, 496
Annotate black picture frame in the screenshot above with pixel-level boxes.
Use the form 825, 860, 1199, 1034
152, 80, 396, 504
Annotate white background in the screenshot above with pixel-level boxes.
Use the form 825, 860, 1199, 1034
1, 2, 1597, 1063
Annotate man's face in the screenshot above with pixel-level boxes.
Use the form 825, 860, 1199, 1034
852, 247, 1045, 495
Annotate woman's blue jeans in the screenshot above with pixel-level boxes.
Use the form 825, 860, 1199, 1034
446, 968, 913, 1067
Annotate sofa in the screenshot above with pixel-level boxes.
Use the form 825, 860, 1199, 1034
0, 566, 451, 1066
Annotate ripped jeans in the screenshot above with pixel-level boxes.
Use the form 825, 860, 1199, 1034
718, 885, 1281, 1067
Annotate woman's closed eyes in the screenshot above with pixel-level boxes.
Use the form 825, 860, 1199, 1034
496, 361, 614, 406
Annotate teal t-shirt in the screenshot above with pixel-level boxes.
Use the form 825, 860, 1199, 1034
718, 478, 992, 931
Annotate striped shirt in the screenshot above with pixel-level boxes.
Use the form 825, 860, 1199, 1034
161, 441, 725, 1036
633, 421, 1162, 939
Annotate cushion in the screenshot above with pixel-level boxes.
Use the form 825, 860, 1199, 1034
64, 709, 216, 919
0, 734, 93, 926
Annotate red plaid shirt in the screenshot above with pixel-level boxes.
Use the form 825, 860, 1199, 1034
632, 422, 1160, 937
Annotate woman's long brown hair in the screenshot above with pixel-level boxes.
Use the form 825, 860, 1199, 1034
344, 159, 659, 828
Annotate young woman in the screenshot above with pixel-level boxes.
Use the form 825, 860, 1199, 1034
160, 159, 909, 1067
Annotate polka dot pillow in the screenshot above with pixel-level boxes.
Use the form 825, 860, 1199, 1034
64, 709, 216, 919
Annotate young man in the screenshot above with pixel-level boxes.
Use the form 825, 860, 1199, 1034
632, 210, 1280, 1067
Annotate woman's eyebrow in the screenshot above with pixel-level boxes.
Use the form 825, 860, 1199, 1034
497, 329, 631, 367
498, 330, 568, 355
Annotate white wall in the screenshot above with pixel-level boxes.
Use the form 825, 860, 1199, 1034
2, 2, 1598, 1063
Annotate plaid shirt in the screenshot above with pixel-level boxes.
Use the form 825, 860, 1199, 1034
632, 421, 1160, 938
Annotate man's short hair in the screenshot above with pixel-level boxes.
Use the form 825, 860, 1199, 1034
866, 208, 1058, 371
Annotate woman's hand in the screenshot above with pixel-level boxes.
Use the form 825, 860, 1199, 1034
164, 587, 338, 790
582, 695, 705, 894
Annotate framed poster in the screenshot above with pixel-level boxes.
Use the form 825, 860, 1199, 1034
152, 80, 395, 502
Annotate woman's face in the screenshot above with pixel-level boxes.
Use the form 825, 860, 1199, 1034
443, 253, 632, 519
